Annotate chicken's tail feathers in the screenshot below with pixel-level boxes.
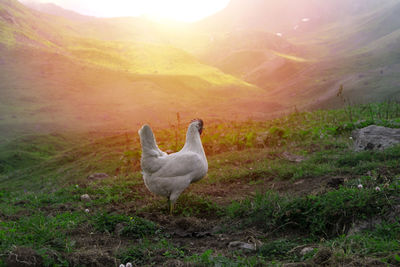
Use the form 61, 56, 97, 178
139, 125, 164, 156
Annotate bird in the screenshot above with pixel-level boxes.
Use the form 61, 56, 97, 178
138, 119, 208, 214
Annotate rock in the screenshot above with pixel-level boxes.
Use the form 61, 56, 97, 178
80, 194, 91, 202
228, 241, 256, 251
312, 248, 332, 265
87, 173, 109, 181
352, 125, 400, 151
300, 247, 314, 256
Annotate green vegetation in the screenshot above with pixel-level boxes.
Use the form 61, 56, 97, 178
91, 212, 159, 238
227, 183, 399, 238
0, 102, 400, 266
2, 0, 400, 265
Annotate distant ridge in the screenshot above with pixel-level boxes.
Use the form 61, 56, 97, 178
19, 1, 92, 21
196, 0, 399, 35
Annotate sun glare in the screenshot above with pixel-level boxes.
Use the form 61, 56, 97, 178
140, 0, 231, 22
24, 0, 231, 22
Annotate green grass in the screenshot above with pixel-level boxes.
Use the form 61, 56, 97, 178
117, 238, 187, 265
143, 192, 222, 217
186, 249, 263, 266
0, 102, 400, 265
227, 179, 399, 238
91, 212, 159, 238
329, 222, 400, 257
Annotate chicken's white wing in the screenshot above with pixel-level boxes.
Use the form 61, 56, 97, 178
154, 152, 206, 180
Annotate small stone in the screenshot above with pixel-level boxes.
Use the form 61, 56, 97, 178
80, 194, 91, 202
228, 241, 256, 251
87, 173, 109, 181
300, 247, 314, 256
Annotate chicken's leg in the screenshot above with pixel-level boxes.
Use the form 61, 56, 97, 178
167, 198, 175, 215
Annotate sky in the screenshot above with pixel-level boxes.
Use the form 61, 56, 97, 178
19, 0, 231, 22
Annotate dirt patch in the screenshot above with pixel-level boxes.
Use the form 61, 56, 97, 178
0, 209, 31, 221
64, 225, 130, 266
6, 247, 44, 267
66, 249, 117, 267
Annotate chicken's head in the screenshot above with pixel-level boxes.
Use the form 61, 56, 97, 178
190, 119, 204, 135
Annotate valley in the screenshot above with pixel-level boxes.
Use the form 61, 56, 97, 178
1, 0, 400, 266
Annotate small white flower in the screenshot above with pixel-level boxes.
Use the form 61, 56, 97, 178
126, 263, 133, 267
349, 137, 353, 140
375, 186, 381, 191
85, 209, 90, 213
357, 184, 363, 189
119, 264, 125, 267
75, 184, 79, 188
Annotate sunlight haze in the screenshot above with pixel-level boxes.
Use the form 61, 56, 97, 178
19, 0, 231, 21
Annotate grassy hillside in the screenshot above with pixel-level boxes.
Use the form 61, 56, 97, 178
1, 2, 399, 265
194, 0, 400, 109
0, 103, 399, 266
197, 30, 310, 89
196, 0, 398, 35
0, 0, 268, 137
0, 44, 265, 140
288, 1, 400, 107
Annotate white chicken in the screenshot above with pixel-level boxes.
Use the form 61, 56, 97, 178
138, 119, 208, 214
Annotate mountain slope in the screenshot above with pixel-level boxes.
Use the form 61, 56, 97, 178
0, 0, 76, 48
198, 30, 309, 89
194, 0, 400, 108
0, 0, 268, 137
197, 0, 398, 35
20, 1, 92, 21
